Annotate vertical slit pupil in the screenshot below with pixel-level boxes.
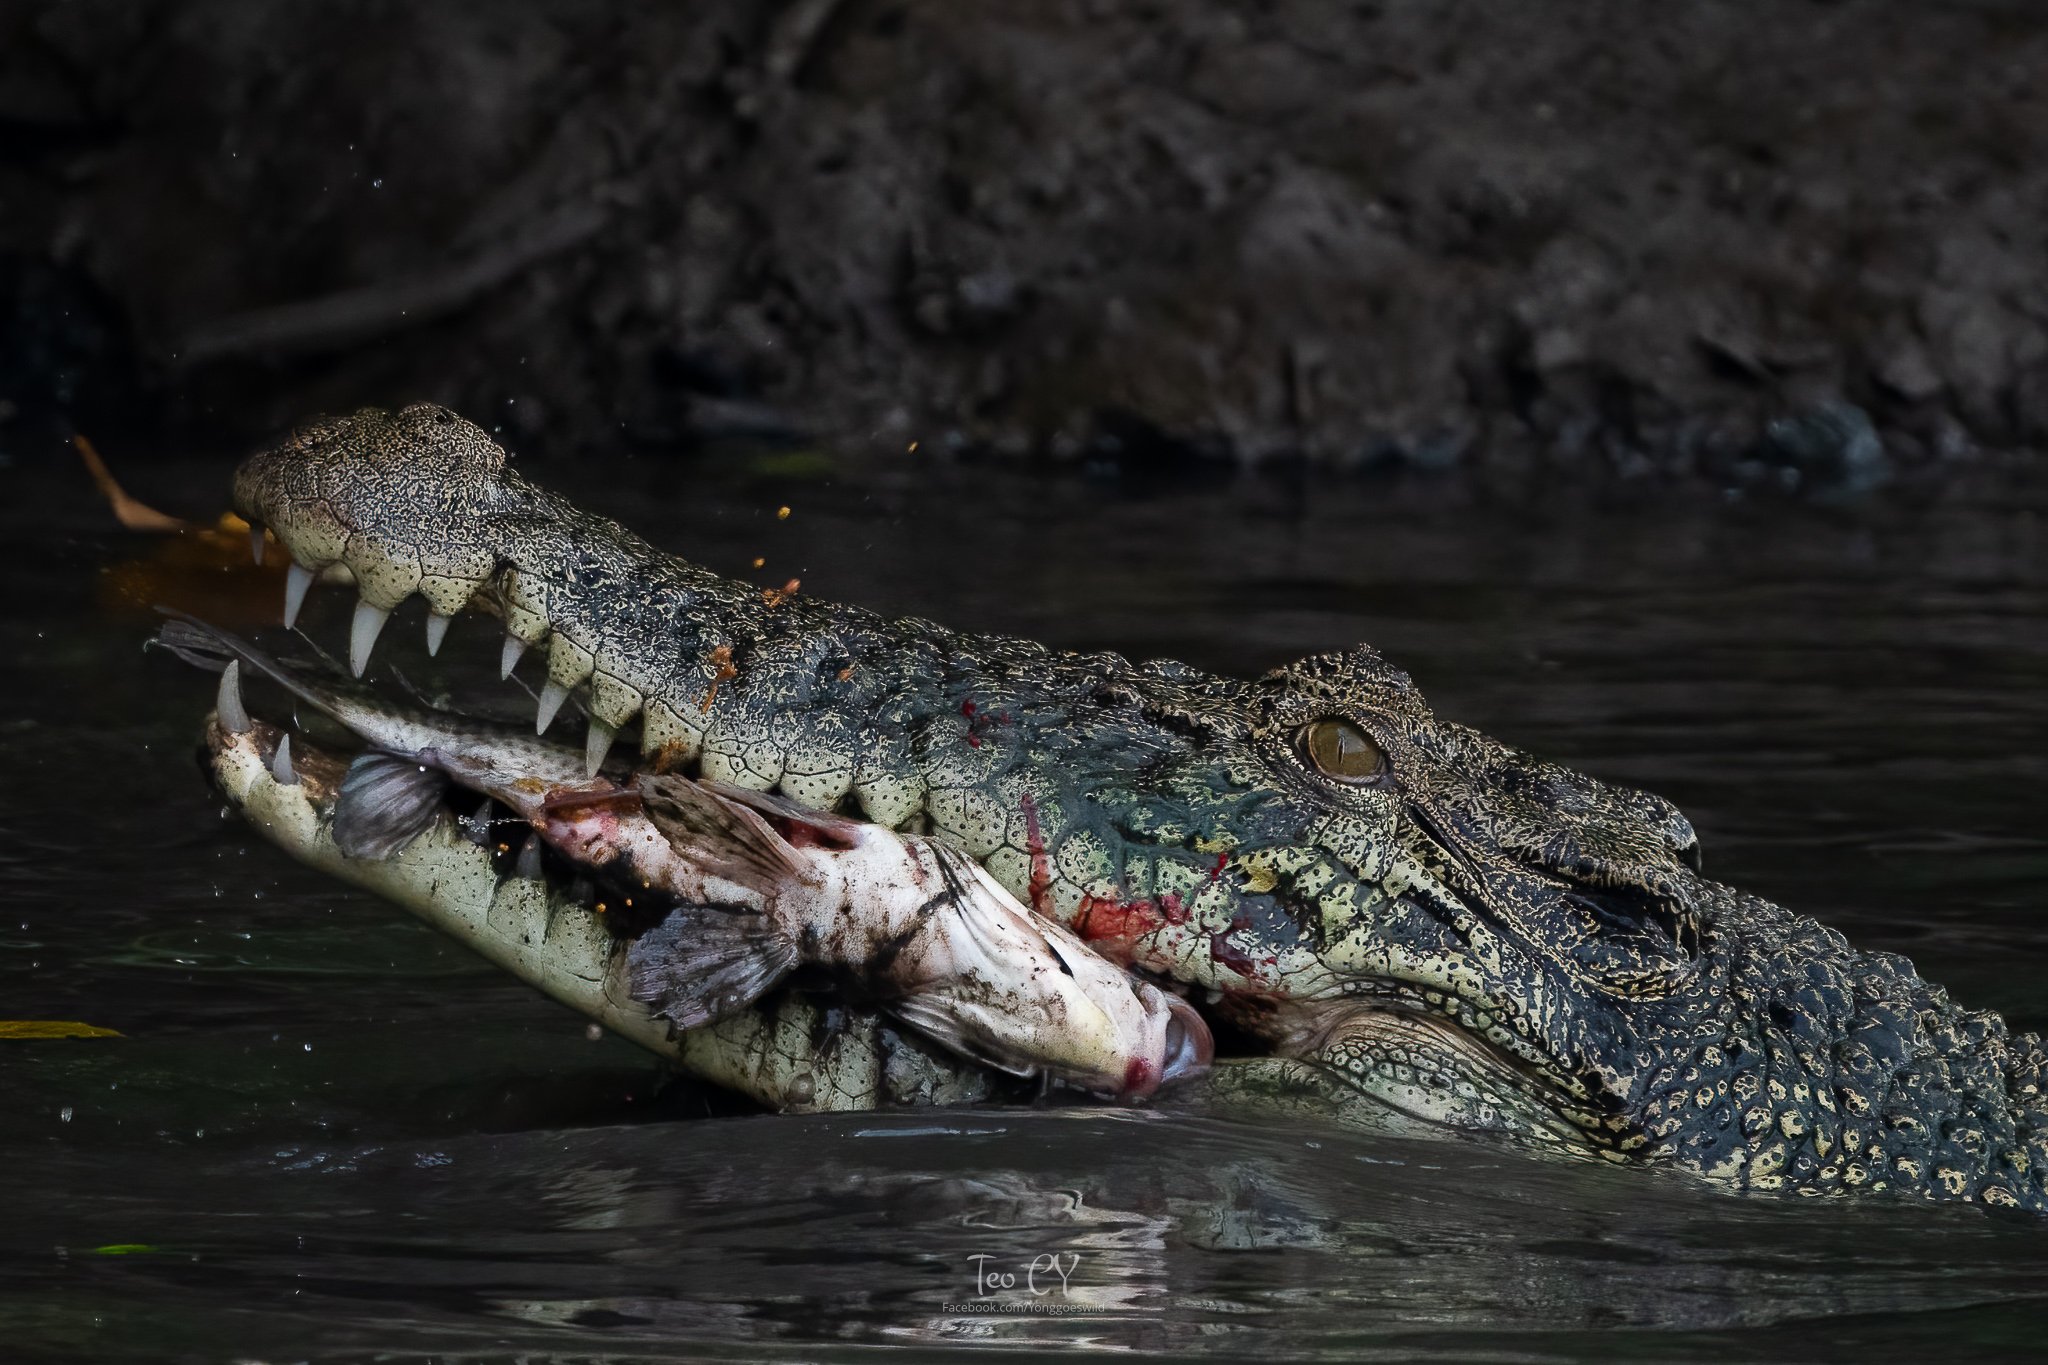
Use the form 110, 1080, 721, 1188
1302, 719, 1385, 782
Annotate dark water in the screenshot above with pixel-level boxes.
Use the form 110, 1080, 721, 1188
4, 435, 2047, 1363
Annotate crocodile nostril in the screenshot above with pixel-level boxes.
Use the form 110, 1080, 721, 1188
1161, 996, 1215, 1083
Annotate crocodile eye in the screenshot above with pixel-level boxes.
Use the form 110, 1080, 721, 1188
1299, 718, 1386, 784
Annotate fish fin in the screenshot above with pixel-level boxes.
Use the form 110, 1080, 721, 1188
697, 778, 866, 851
879, 844, 1048, 1077
888, 995, 1038, 1079
638, 775, 810, 896
930, 840, 1055, 961
152, 610, 344, 722
332, 751, 449, 860
151, 617, 236, 674
625, 905, 798, 1030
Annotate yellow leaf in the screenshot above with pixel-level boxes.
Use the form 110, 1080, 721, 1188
0, 1020, 124, 1040
73, 434, 192, 532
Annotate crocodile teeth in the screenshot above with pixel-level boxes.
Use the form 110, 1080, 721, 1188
348, 600, 391, 677
500, 634, 527, 680
283, 563, 316, 630
424, 612, 453, 657
249, 525, 265, 565
515, 834, 544, 881
584, 719, 615, 776
535, 679, 570, 735
216, 659, 250, 734
271, 733, 298, 785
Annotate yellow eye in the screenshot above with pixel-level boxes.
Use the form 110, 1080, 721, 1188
1299, 718, 1387, 784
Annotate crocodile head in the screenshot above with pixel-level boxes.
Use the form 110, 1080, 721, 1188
230, 405, 2048, 1205
1027, 640, 1711, 1154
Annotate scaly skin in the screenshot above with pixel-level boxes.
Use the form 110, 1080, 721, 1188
231, 404, 2048, 1210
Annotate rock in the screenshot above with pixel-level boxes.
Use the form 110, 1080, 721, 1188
1760, 403, 1888, 493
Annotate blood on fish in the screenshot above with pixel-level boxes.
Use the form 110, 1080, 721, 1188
758, 813, 857, 853
1121, 1056, 1158, 1096
960, 699, 977, 718
1208, 852, 1228, 883
538, 787, 642, 815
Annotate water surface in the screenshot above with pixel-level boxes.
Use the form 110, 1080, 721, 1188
4, 438, 2046, 1362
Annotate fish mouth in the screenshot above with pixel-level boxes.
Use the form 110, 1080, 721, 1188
1158, 992, 1214, 1088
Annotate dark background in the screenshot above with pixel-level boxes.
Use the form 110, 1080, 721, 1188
6, 8, 2048, 1356
4, 0, 2046, 492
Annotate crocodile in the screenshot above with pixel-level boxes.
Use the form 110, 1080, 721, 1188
220, 402, 2048, 1211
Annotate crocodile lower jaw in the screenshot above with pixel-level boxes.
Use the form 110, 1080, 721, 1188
202, 708, 1010, 1114
1271, 1000, 1605, 1155
208, 710, 682, 1058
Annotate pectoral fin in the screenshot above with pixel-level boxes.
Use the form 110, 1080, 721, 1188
639, 774, 812, 896
625, 904, 799, 1031
332, 751, 450, 859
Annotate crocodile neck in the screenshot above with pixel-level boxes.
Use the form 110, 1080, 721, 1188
1636, 886, 2048, 1208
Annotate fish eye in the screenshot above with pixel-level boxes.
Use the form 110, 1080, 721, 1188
1297, 718, 1387, 784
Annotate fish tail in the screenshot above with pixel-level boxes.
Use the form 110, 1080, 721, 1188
625, 903, 799, 1031
152, 610, 345, 723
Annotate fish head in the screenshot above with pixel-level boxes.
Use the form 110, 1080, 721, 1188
886, 843, 1212, 1101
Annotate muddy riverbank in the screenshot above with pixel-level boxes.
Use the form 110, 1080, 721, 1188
3, 0, 2046, 492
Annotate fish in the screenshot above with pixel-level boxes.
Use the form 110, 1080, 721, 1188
611, 772, 1212, 1096
155, 614, 1211, 1100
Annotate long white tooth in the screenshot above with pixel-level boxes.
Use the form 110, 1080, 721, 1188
424, 612, 453, 657
270, 734, 298, 785
515, 835, 544, 881
584, 719, 615, 776
249, 526, 265, 565
283, 563, 316, 629
216, 659, 250, 733
348, 600, 391, 677
535, 679, 570, 734
500, 634, 527, 679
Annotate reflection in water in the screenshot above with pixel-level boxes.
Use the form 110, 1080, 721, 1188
2, 447, 2046, 1360
9, 1111, 2048, 1360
